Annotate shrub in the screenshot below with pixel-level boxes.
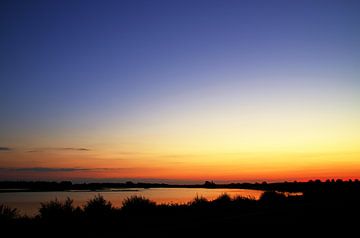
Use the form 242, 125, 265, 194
212, 193, 232, 205
83, 194, 114, 220
233, 195, 255, 202
259, 191, 286, 204
121, 196, 156, 213
39, 197, 76, 221
232, 195, 257, 210
188, 195, 209, 208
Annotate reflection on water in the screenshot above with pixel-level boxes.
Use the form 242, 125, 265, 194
0, 188, 264, 216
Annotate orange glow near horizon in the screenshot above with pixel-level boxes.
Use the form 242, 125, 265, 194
1, 146, 360, 182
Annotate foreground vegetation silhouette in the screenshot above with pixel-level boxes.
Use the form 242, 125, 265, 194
1, 180, 360, 237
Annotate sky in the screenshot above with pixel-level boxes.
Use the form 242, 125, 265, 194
1, 0, 360, 183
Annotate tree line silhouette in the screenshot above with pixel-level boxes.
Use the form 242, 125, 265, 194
1, 179, 359, 192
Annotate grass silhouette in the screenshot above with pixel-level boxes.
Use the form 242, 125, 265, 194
0, 204, 18, 222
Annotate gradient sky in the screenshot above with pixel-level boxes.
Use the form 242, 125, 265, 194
1, 0, 360, 183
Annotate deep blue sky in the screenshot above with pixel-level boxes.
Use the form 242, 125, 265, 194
1, 1, 359, 132
1, 1, 360, 181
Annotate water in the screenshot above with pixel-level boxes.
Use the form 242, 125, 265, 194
0, 188, 264, 216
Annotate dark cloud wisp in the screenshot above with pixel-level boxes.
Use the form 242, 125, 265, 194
27, 147, 91, 153
0, 147, 12, 151
59, 147, 90, 151
0, 167, 91, 172
0, 167, 135, 173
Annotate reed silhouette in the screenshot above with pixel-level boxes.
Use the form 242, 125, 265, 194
0, 204, 18, 222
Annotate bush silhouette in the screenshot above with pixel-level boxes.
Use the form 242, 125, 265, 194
259, 191, 286, 204
39, 197, 77, 221
188, 195, 209, 209
233, 195, 255, 202
212, 193, 231, 205
121, 195, 156, 213
231, 195, 256, 210
83, 194, 114, 220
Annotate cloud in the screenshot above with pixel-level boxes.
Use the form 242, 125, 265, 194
27, 147, 90, 153
0, 147, 12, 151
59, 147, 90, 151
0, 167, 135, 173
0, 167, 91, 172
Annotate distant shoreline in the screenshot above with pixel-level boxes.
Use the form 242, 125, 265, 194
0, 179, 357, 193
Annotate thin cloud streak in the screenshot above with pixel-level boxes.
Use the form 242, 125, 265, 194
0, 147, 12, 151
60, 147, 90, 151
0, 167, 141, 173
27, 147, 91, 153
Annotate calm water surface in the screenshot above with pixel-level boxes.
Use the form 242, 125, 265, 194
0, 188, 264, 216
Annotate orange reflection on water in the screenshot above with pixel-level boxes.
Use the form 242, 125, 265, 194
142, 188, 263, 204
